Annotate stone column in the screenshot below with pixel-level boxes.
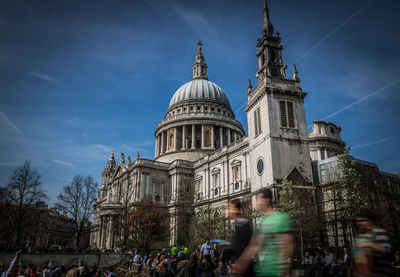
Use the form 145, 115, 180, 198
192, 125, 196, 149
219, 127, 223, 148
161, 132, 165, 154
155, 137, 158, 156
99, 216, 104, 248
182, 125, 186, 150
107, 216, 112, 249
157, 134, 161, 156
166, 129, 170, 152
110, 216, 114, 248
234, 132, 237, 142
317, 147, 322, 161
211, 126, 215, 148
201, 125, 205, 148
158, 135, 162, 154
173, 127, 177, 150
227, 129, 231, 145
324, 148, 328, 160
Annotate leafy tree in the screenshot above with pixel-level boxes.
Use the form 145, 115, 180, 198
323, 147, 367, 252
55, 175, 98, 249
278, 179, 321, 256
190, 206, 232, 249
1, 161, 47, 246
335, 148, 367, 222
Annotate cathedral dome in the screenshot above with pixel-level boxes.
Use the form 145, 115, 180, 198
169, 79, 231, 109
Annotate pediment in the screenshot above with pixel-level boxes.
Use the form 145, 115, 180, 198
231, 159, 242, 167
110, 164, 127, 180
284, 167, 311, 186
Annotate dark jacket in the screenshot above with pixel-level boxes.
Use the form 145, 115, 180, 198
233, 218, 252, 260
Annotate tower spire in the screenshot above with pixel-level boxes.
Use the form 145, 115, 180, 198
262, 0, 274, 36
192, 41, 208, 80
109, 149, 115, 161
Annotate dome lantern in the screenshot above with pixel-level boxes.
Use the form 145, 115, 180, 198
192, 41, 208, 80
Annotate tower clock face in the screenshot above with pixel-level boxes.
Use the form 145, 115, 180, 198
257, 158, 264, 175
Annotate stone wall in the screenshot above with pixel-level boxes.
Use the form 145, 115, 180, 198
0, 253, 128, 268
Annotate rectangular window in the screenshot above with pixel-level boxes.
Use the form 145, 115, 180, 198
213, 174, 219, 188
233, 167, 240, 180
254, 106, 262, 136
320, 164, 326, 182
279, 100, 295, 128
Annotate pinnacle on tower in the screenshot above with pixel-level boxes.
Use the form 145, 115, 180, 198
192, 41, 208, 80
262, 0, 274, 36
293, 64, 300, 81
248, 79, 253, 94
109, 149, 115, 161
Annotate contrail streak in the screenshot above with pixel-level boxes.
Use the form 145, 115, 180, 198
234, 102, 247, 114
296, 0, 374, 63
322, 77, 400, 120
352, 134, 400, 150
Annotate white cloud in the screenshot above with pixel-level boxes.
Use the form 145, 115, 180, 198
29, 72, 58, 82
53, 159, 74, 167
137, 140, 154, 146
65, 117, 80, 127
168, 2, 221, 44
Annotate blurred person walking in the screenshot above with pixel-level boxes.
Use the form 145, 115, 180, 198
353, 209, 392, 277
231, 188, 293, 277
227, 198, 253, 276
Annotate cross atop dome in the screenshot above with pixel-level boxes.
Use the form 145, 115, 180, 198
192, 41, 208, 80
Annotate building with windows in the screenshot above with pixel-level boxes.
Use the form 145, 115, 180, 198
90, 0, 399, 249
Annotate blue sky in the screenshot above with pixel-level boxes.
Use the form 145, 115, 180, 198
1, 0, 399, 204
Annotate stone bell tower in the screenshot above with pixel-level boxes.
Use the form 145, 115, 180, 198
246, 0, 313, 194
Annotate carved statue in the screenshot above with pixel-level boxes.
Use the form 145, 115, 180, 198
136, 152, 140, 160
127, 156, 131, 164
120, 153, 125, 164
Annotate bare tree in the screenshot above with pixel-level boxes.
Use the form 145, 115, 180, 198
55, 175, 98, 249
127, 201, 166, 253
116, 180, 135, 247
1, 161, 47, 247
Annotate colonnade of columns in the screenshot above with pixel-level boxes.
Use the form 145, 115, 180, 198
97, 215, 118, 249
155, 124, 242, 156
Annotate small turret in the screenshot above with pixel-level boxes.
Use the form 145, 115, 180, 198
102, 149, 116, 186
293, 64, 300, 81
308, 121, 345, 161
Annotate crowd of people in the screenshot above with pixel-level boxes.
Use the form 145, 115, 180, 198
1, 188, 400, 277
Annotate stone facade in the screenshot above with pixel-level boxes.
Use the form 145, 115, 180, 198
90, 0, 399, 249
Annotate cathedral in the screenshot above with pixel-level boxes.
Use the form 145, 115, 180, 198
90, 1, 398, 249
